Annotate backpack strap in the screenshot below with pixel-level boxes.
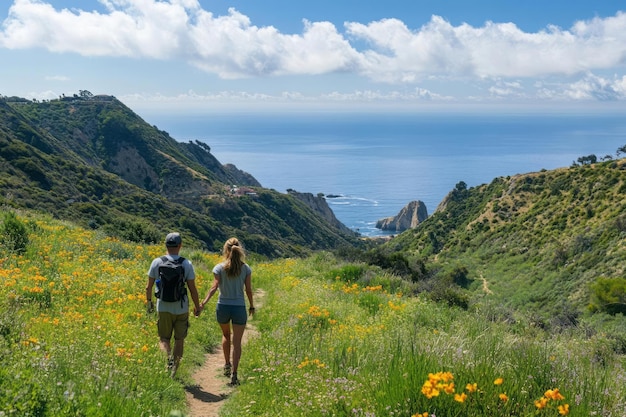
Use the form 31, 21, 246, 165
176, 257, 185, 278
176, 257, 187, 308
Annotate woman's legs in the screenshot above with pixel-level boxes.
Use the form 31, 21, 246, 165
219, 322, 232, 367
231, 323, 246, 375
216, 306, 247, 384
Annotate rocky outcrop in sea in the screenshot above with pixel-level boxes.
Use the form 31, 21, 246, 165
376, 200, 428, 232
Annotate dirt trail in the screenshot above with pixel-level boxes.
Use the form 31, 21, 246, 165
185, 290, 263, 417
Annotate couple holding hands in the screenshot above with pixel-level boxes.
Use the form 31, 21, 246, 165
146, 234, 254, 385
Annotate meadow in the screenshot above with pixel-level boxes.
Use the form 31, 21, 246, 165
1, 210, 625, 416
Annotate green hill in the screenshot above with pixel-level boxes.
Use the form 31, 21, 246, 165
1, 210, 623, 416
1, 91, 624, 325
0, 93, 358, 257
1, 98, 624, 415
362, 158, 626, 326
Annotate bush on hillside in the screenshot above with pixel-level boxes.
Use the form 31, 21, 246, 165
327, 264, 366, 282
101, 218, 160, 245
589, 277, 626, 315
0, 211, 29, 254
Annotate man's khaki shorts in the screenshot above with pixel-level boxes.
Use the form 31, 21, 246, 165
157, 312, 190, 341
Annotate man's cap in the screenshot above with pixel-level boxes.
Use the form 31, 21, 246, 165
165, 232, 182, 247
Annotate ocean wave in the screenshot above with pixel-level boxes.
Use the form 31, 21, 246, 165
327, 195, 379, 205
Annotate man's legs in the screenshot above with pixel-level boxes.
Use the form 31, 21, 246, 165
159, 337, 172, 357
157, 312, 174, 371
170, 312, 190, 377
173, 338, 184, 365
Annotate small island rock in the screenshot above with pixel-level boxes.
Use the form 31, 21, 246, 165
376, 200, 428, 232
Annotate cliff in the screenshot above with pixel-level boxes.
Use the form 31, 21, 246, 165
0, 94, 359, 256
376, 200, 428, 232
287, 190, 357, 236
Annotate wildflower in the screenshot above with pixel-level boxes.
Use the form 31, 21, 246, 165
454, 392, 467, 403
422, 371, 454, 399
465, 383, 478, 393
421, 380, 440, 399
558, 404, 570, 415
444, 382, 456, 394
297, 357, 309, 368
499, 393, 508, 402
545, 388, 565, 401
494, 377, 504, 385
535, 397, 549, 409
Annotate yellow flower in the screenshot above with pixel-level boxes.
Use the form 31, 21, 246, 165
558, 404, 570, 415
494, 377, 504, 385
465, 383, 478, 393
421, 380, 440, 399
454, 392, 467, 403
535, 397, 549, 409
545, 388, 565, 401
444, 382, 456, 394
499, 393, 508, 402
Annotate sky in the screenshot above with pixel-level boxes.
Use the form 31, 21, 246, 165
1, 0, 626, 114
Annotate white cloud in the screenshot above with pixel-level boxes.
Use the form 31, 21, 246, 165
488, 80, 524, 97
187, 14, 360, 78
44, 75, 70, 81
1, 0, 626, 94
563, 73, 626, 101
118, 87, 450, 106
346, 13, 626, 81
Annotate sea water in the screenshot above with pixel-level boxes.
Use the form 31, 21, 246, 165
145, 111, 626, 237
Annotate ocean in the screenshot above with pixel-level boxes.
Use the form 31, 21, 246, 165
143, 110, 626, 237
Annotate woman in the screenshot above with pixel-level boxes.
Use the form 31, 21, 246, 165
199, 237, 254, 386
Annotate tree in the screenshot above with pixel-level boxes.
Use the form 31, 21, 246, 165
79, 90, 94, 99
576, 154, 597, 165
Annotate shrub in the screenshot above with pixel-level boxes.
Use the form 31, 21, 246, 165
0, 211, 29, 254
327, 264, 366, 282
589, 277, 626, 315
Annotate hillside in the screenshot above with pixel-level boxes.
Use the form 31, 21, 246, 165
0, 93, 358, 257
1, 211, 623, 416
2, 92, 624, 323
367, 158, 626, 325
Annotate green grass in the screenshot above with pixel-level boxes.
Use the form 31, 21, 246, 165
1, 211, 625, 416
0, 210, 223, 416
221, 254, 625, 417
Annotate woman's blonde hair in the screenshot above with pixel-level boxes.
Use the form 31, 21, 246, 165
222, 237, 245, 278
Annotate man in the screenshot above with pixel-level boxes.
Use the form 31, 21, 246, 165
146, 232, 201, 377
